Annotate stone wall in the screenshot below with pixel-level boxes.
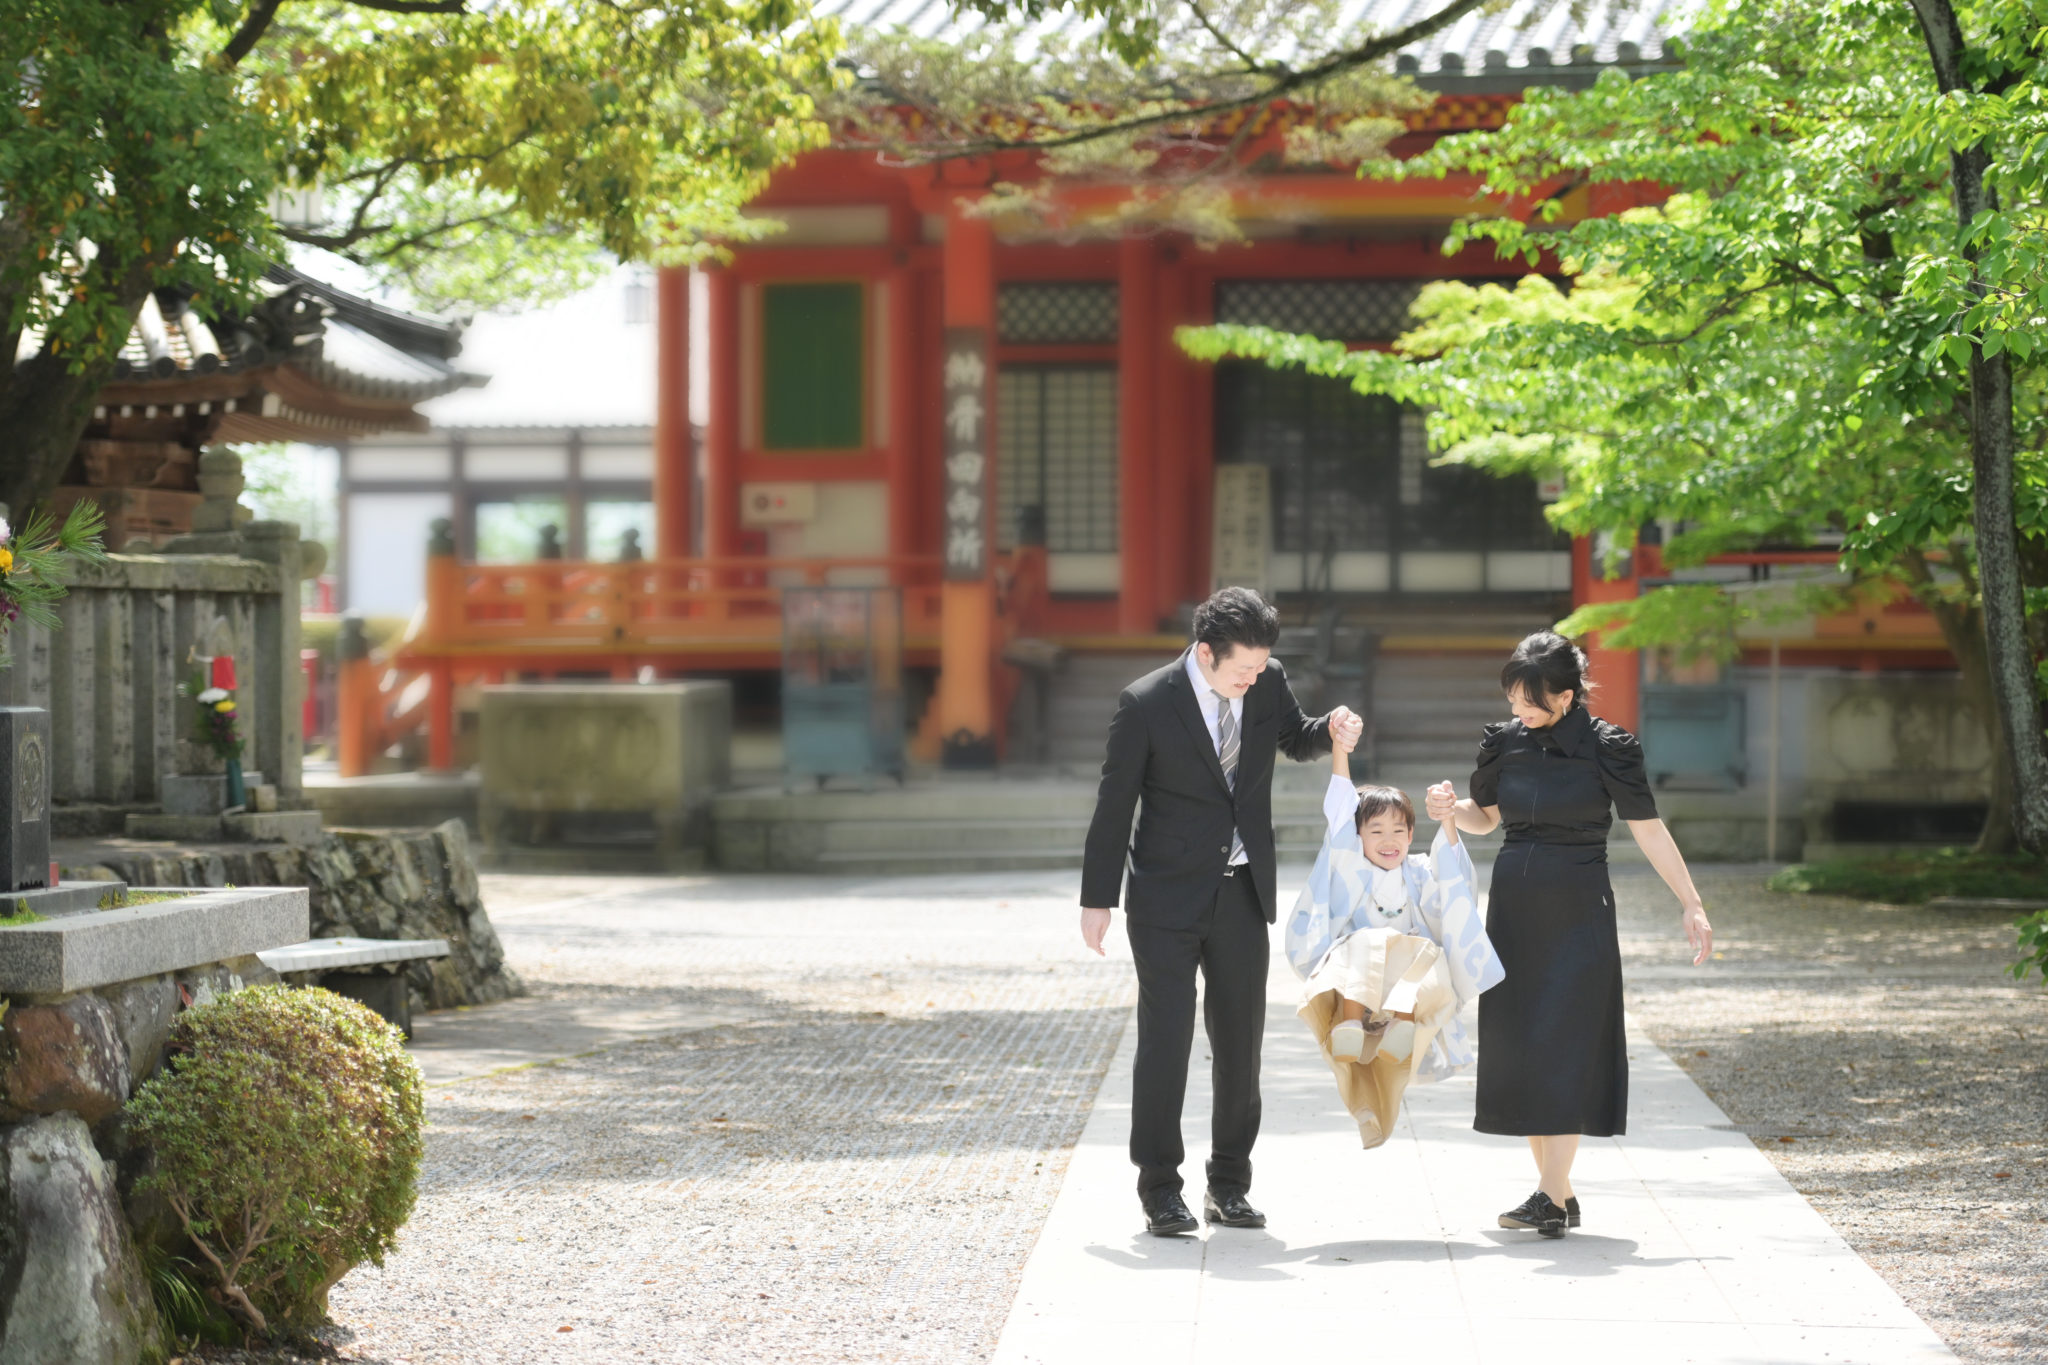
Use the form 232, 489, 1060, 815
62, 821, 522, 1011
2, 533, 310, 822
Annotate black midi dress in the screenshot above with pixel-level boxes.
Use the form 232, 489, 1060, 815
1469, 706, 1659, 1137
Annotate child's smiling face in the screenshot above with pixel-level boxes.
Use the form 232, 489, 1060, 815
1360, 810, 1414, 871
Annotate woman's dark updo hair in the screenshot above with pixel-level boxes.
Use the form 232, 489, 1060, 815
1501, 631, 1593, 711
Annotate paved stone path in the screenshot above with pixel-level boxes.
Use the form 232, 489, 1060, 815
992, 953, 1956, 1365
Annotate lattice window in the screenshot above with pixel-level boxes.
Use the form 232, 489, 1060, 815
1213, 362, 1564, 558
1213, 280, 1424, 341
1214, 363, 1401, 554
996, 366, 1119, 556
998, 283, 1119, 345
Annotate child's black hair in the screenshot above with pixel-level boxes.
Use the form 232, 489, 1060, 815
1354, 785, 1415, 834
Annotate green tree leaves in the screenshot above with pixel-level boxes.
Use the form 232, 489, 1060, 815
0, 0, 844, 506
1178, 0, 2048, 849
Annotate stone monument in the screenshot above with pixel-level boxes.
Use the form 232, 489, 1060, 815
0, 706, 122, 913
0, 707, 50, 891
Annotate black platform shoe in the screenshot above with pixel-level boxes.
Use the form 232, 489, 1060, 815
1566, 1196, 1581, 1229
1497, 1190, 1567, 1238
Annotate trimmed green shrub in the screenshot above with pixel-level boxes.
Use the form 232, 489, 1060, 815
124, 985, 424, 1339
1767, 848, 2048, 904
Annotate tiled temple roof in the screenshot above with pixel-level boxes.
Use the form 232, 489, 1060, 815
821, 0, 1692, 91
30, 264, 483, 404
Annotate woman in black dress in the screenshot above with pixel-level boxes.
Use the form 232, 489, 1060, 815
1448, 632, 1713, 1238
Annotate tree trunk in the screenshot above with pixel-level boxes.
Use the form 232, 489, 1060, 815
1904, 563, 2013, 854
1907, 0, 2048, 855
0, 349, 121, 514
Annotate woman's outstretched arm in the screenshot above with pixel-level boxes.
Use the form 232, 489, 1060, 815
1626, 817, 1714, 966
1451, 798, 1499, 837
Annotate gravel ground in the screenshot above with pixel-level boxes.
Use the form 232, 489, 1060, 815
187, 862, 2045, 1365
1615, 864, 2048, 1365
192, 871, 1131, 1365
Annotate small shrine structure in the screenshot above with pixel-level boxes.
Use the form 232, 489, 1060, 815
53, 265, 480, 550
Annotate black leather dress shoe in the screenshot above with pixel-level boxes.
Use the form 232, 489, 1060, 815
1203, 1190, 1267, 1229
1497, 1190, 1567, 1238
1566, 1196, 1581, 1229
1142, 1192, 1198, 1236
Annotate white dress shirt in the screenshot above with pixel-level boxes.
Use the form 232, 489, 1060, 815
1185, 650, 1249, 865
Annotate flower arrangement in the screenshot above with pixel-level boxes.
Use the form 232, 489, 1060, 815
182, 653, 247, 809
0, 504, 109, 665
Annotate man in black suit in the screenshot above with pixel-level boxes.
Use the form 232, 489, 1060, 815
1080, 587, 1358, 1235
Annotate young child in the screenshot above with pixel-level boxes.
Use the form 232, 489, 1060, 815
1282, 723, 1505, 1148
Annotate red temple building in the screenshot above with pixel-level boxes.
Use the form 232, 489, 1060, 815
388, 0, 1971, 850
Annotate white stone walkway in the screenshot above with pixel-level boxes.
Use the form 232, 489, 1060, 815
993, 946, 1958, 1365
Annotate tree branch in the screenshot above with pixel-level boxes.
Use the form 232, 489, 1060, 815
334, 133, 539, 186
221, 0, 287, 66
1183, 0, 1275, 78
347, 0, 467, 12
1769, 258, 1848, 301
291, 206, 520, 262
1633, 284, 1774, 347
935, 0, 1496, 157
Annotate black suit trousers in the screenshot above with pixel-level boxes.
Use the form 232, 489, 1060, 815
1125, 870, 1267, 1199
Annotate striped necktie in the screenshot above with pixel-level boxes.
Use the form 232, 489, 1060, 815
1216, 695, 1244, 863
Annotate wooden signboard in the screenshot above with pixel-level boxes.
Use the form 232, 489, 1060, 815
941, 328, 991, 582
1210, 463, 1271, 594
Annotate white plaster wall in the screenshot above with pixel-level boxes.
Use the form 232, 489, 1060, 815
346, 491, 451, 616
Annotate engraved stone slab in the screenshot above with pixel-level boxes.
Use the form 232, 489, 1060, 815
0, 708, 51, 891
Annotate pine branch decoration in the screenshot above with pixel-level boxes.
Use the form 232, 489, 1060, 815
0, 501, 110, 666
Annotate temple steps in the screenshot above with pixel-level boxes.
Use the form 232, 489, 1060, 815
711, 774, 1646, 876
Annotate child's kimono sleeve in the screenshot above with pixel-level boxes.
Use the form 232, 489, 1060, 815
1411, 826, 1506, 1081
1416, 825, 1505, 1004
1282, 775, 1367, 979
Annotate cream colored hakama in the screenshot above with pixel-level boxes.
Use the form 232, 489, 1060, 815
1299, 929, 1459, 1147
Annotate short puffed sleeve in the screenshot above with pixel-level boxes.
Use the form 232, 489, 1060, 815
1594, 720, 1660, 821
1470, 721, 1510, 809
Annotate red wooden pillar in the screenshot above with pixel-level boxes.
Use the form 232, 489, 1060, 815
1153, 250, 1190, 618
887, 264, 920, 568
1117, 234, 1159, 636
1573, 533, 1641, 732
938, 202, 997, 765
335, 624, 374, 779
704, 267, 741, 561
652, 266, 692, 558
425, 662, 455, 772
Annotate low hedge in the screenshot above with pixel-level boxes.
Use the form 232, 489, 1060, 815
125, 985, 424, 1340
1766, 848, 2048, 905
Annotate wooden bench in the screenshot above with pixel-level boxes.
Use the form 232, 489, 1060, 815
258, 937, 450, 1038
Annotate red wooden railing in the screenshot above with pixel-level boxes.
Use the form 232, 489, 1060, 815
337, 550, 1047, 775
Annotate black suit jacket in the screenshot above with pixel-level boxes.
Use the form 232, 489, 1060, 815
1080, 649, 1331, 928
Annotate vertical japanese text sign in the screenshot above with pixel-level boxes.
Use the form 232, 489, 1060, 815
941, 328, 991, 582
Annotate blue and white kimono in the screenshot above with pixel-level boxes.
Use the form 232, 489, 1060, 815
1285, 775, 1506, 1087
